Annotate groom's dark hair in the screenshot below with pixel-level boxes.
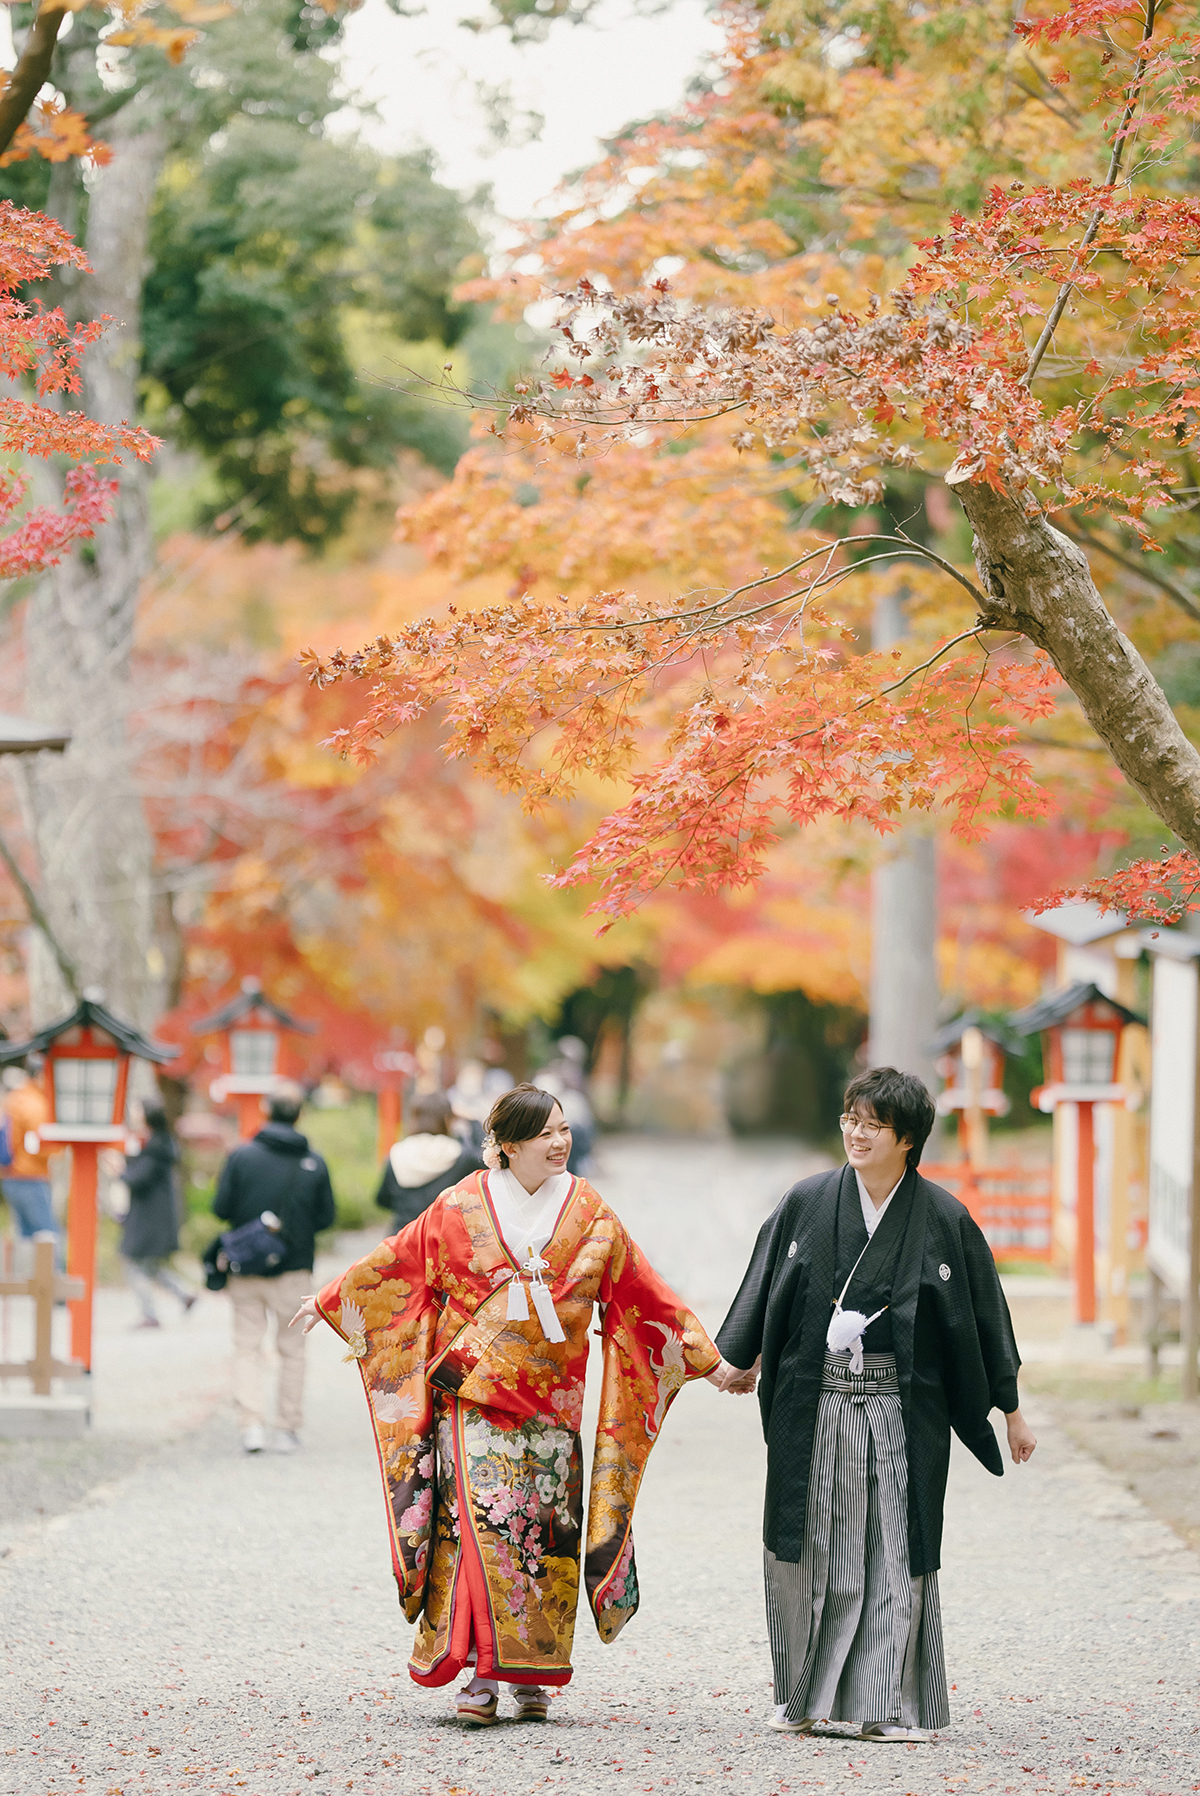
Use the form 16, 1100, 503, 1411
843, 1067, 936, 1168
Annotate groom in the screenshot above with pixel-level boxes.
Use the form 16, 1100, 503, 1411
711, 1067, 1035, 1740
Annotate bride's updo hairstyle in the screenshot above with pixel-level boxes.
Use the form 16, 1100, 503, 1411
484, 1083, 559, 1170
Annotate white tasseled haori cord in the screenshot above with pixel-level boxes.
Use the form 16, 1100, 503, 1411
825, 1235, 888, 1375
505, 1243, 566, 1342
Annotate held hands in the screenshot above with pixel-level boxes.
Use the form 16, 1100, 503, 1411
289, 1295, 321, 1335
1005, 1408, 1037, 1464
706, 1355, 760, 1395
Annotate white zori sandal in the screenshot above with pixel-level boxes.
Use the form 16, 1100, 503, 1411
511, 1685, 552, 1721
860, 1722, 928, 1741
768, 1706, 815, 1734
456, 1683, 499, 1726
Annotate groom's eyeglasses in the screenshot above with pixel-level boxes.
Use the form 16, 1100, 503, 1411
839, 1113, 890, 1138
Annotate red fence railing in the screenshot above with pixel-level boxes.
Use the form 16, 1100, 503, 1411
922, 1162, 1054, 1263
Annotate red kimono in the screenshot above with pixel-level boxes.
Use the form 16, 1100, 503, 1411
317, 1170, 718, 1687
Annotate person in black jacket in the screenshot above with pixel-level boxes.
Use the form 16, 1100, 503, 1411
375, 1091, 483, 1231
120, 1101, 197, 1329
213, 1081, 335, 1455
712, 1067, 1037, 1743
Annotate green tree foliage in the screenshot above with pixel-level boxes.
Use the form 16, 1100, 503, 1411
143, 126, 478, 544
0, 0, 483, 547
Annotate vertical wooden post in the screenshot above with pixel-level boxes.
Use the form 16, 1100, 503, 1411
1145, 1265, 1162, 1381
377, 1087, 402, 1167
31, 1235, 55, 1396
1076, 1100, 1096, 1326
1185, 1015, 1200, 1401
235, 1091, 262, 1141
1, 1230, 11, 1369
68, 1141, 99, 1370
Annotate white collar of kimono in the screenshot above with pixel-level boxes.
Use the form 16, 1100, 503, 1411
487, 1167, 573, 1257
486, 1168, 572, 1343
853, 1169, 904, 1239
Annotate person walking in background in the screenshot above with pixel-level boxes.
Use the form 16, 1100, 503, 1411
713, 1067, 1036, 1742
213, 1080, 335, 1455
0, 1057, 61, 1255
375, 1091, 483, 1231
120, 1100, 197, 1329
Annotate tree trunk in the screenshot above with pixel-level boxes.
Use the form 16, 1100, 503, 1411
868, 585, 940, 1088
869, 835, 939, 1085
23, 98, 169, 1030
945, 472, 1200, 859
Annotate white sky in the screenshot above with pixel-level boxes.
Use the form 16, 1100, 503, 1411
335, 0, 724, 229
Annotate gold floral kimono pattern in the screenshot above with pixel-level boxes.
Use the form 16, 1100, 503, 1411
317, 1172, 718, 1685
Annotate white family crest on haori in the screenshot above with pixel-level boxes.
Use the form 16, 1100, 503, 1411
340, 1300, 368, 1362
645, 1320, 687, 1436
787, 1241, 798, 1258
939, 1263, 952, 1282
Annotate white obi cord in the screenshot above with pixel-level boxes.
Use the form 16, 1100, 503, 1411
504, 1246, 566, 1342
826, 1234, 887, 1375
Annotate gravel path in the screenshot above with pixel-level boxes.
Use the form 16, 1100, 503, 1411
3, 1137, 1200, 1796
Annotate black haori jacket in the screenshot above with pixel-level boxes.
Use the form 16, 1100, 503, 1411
715, 1163, 1021, 1577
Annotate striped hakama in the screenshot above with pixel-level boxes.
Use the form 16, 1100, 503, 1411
764, 1351, 950, 1730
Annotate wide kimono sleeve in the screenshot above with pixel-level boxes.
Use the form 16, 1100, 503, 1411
959, 1209, 1021, 1417
316, 1205, 444, 1620
584, 1221, 719, 1644
714, 1192, 794, 1372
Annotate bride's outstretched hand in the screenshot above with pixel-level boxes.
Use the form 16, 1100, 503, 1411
289, 1295, 321, 1334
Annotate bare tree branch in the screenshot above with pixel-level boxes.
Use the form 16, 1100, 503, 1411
0, 3, 69, 159
0, 819, 81, 1000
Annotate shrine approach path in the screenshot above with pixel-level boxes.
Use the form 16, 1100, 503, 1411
3, 1135, 1199, 1796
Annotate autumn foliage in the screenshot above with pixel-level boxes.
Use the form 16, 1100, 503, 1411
307, 0, 1200, 930
0, 201, 156, 576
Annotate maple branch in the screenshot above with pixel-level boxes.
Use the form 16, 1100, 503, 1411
1024, 0, 1158, 388
949, 470, 1200, 861
558, 533, 989, 634
1062, 521, 1200, 624
0, 3, 69, 159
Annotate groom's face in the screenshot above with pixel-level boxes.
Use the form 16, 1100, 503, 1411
841, 1106, 912, 1182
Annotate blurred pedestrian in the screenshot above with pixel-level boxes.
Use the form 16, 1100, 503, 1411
0, 1057, 61, 1255
213, 1080, 335, 1455
120, 1100, 197, 1329
537, 1036, 595, 1175
375, 1092, 483, 1231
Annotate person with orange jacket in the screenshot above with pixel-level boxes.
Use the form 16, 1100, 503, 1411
0, 1058, 60, 1248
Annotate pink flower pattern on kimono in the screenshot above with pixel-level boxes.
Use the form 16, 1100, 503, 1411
600, 1532, 638, 1617
399, 1487, 433, 1534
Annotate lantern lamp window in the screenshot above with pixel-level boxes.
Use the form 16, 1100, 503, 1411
53, 1057, 119, 1126
1061, 1027, 1116, 1086
230, 1029, 278, 1078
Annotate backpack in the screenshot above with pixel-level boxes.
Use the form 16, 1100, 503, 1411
217, 1211, 288, 1279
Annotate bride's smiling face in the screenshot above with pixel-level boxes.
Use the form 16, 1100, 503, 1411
502, 1104, 572, 1193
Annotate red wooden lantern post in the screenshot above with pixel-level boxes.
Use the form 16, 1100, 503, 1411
0, 990, 179, 1371
372, 1048, 417, 1165
193, 978, 316, 1139
1010, 982, 1141, 1328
